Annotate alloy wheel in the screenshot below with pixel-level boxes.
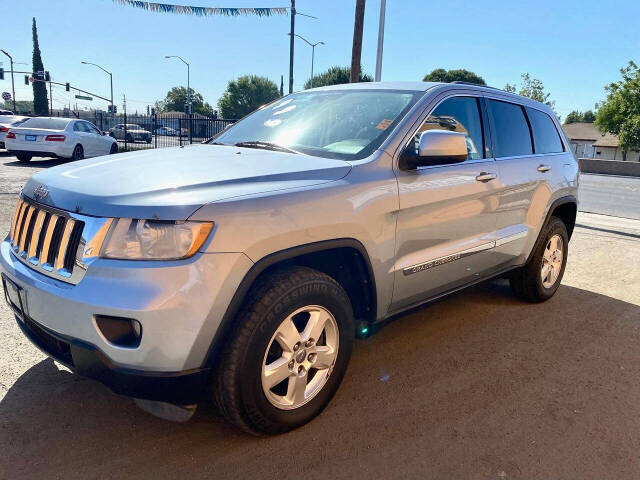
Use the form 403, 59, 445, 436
261, 305, 339, 410
541, 234, 563, 288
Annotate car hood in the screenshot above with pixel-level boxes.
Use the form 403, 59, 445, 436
22, 144, 352, 220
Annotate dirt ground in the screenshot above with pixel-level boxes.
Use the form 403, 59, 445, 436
1, 155, 639, 480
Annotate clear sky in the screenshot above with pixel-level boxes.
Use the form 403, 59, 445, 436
2, 0, 638, 118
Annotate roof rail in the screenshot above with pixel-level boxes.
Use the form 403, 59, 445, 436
450, 81, 502, 90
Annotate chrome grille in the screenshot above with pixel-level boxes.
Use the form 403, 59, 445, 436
8, 198, 86, 283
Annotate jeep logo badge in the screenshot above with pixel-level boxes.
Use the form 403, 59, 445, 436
33, 184, 49, 201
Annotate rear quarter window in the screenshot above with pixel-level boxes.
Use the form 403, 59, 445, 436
526, 107, 564, 154
487, 99, 533, 158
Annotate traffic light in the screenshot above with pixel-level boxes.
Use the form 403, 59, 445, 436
108, 105, 117, 114
0, 68, 4, 80
24, 75, 29, 85
44, 71, 51, 82
65, 83, 70, 92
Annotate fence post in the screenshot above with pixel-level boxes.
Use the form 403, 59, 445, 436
124, 112, 128, 150
179, 118, 182, 147
153, 115, 157, 149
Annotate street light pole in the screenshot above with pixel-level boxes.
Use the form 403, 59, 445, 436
0, 49, 16, 112
290, 34, 324, 88
81, 61, 113, 112
374, 0, 387, 82
165, 55, 191, 113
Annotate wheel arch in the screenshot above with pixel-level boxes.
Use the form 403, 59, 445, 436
203, 239, 377, 368
526, 195, 577, 264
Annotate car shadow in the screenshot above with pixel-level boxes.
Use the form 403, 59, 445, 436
2, 158, 68, 168
1, 282, 640, 479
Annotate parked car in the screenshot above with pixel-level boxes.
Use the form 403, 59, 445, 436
108, 123, 152, 143
0, 109, 14, 115
1, 82, 578, 435
0, 115, 29, 149
156, 126, 177, 136
4, 117, 118, 162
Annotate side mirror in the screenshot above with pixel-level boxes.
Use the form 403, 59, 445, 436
400, 130, 468, 170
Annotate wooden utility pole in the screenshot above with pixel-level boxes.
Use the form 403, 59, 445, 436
350, 0, 366, 83
288, 0, 296, 93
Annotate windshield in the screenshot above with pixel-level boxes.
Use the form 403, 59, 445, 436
211, 89, 423, 160
19, 117, 71, 130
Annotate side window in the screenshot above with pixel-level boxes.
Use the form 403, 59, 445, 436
487, 100, 533, 158
413, 96, 484, 160
84, 122, 101, 135
73, 122, 83, 132
525, 107, 564, 154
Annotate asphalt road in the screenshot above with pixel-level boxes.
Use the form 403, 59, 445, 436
579, 173, 640, 220
1, 155, 640, 480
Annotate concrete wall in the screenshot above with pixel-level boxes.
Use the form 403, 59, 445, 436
579, 158, 640, 177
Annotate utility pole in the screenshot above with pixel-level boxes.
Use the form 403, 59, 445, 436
374, 0, 386, 82
288, 0, 296, 94
0, 50, 16, 112
49, 79, 53, 114
350, 0, 366, 83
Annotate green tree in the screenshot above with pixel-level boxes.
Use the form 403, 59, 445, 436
154, 86, 213, 115
423, 68, 486, 85
595, 61, 640, 161
304, 66, 372, 89
564, 109, 596, 124
31, 18, 49, 116
217, 75, 280, 119
564, 110, 582, 124
1, 100, 33, 114
504, 73, 556, 114
582, 110, 596, 122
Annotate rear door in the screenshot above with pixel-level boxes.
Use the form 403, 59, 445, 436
390, 94, 501, 312
488, 99, 562, 267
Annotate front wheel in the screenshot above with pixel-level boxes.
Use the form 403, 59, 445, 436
510, 217, 569, 302
109, 143, 118, 154
214, 266, 354, 435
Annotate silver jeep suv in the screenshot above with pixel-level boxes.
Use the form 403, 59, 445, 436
1, 82, 578, 435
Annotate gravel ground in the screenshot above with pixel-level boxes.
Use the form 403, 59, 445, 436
1, 154, 639, 480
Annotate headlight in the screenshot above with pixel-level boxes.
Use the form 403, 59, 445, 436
101, 219, 214, 260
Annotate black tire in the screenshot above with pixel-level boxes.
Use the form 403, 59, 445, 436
16, 154, 32, 163
71, 144, 84, 161
214, 266, 354, 435
110, 143, 118, 154
510, 217, 569, 302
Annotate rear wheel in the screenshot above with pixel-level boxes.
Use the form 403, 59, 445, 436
109, 143, 118, 154
16, 154, 32, 163
214, 266, 354, 435
71, 145, 84, 161
510, 217, 568, 302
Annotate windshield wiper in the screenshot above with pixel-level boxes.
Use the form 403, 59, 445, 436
234, 141, 299, 154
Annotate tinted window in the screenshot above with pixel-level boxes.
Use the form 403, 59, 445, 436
84, 122, 101, 135
19, 117, 71, 130
526, 107, 563, 154
488, 100, 533, 158
413, 96, 484, 160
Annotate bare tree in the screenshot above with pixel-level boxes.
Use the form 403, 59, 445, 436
350, 0, 366, 83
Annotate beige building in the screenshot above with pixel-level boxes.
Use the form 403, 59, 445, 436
562, 122, 640, 161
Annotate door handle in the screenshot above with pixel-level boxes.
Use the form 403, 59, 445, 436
537, 164, 551, 172
475, 172, 496, 182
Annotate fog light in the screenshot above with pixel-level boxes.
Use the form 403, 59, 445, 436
95, 315, 142, 348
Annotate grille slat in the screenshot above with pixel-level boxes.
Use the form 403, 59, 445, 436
8, 198, 85, 283
18, 207, 35, 252
10, 199, 24, 241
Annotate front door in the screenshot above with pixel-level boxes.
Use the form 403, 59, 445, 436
390, 95, 501, 312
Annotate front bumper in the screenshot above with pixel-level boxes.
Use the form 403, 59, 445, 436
1, 236, 252, 377
11, 309, 209, 404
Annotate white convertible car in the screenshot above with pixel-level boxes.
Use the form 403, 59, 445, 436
5, 117, 118, 163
